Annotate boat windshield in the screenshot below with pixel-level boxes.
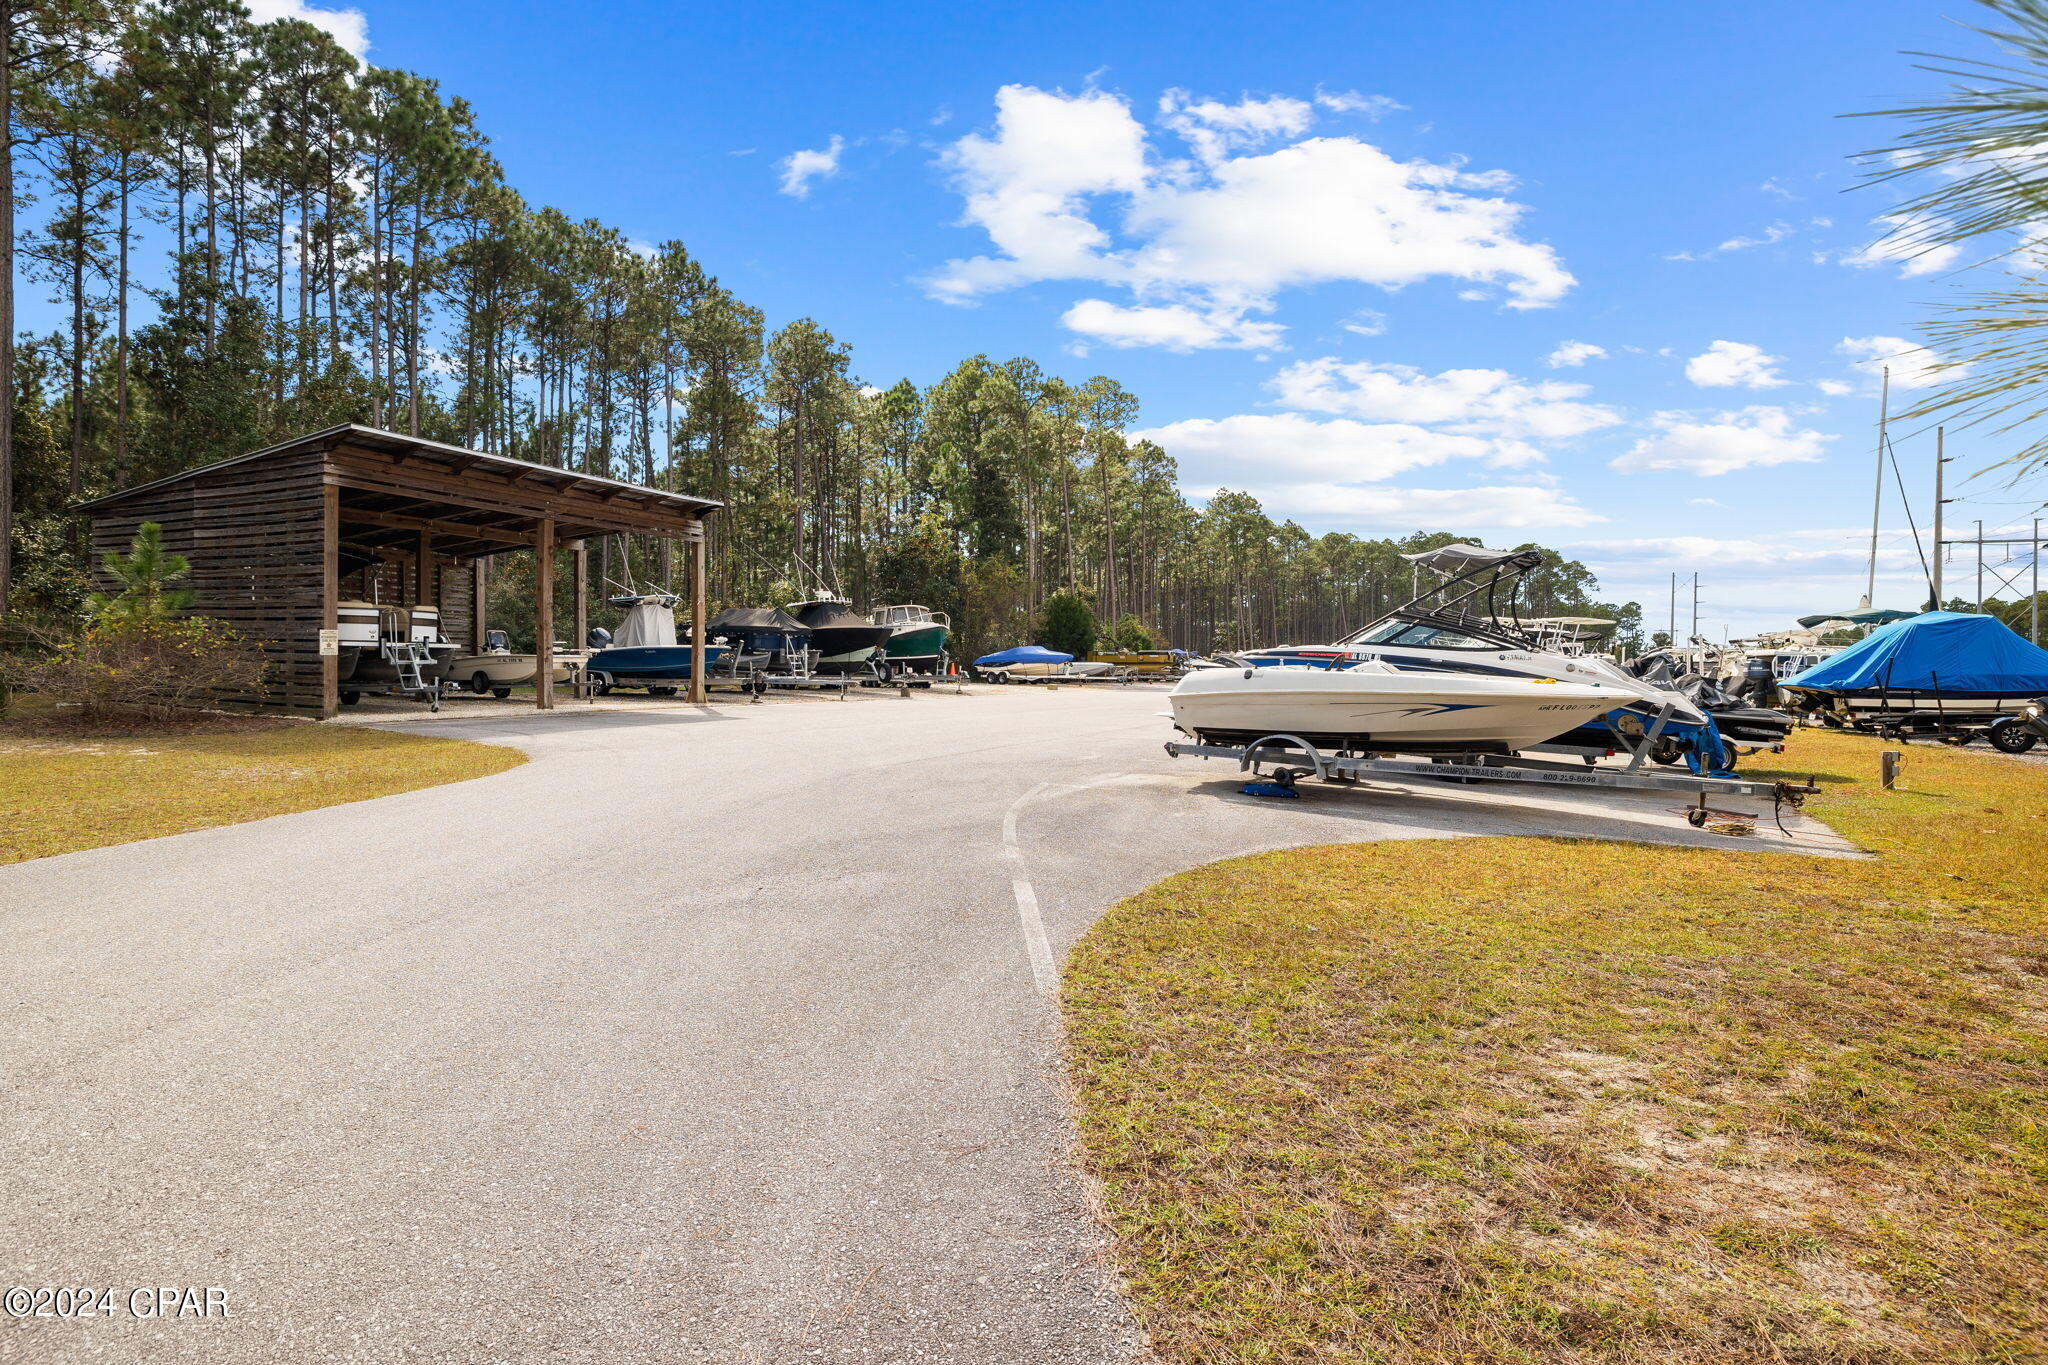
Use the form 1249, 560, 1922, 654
1347, 620, 1501, 650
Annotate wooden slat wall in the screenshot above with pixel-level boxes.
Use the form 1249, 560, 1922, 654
88, 447, 329, 714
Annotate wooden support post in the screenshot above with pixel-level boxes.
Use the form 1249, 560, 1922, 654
572, 539, 589, 652
536, 520, 556, 711
321, 484, 340, 717
416, 529, 433, 606
689, 527, 707, 703
473, 556, 488, 649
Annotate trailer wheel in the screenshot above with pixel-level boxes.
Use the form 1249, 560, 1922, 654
470, 671, 493, 695
1650, 738, 1684, 766
492, 687, 511, 700
340, 691, 359, 706
1989, 718, 2040, 754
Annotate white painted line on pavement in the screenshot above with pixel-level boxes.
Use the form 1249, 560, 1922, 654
1000, 774, 1136, 997
1002, 781, 1059, 995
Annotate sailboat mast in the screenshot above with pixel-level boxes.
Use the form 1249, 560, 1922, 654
1931, 426, 1945, 608
1865, 366, 1889, 609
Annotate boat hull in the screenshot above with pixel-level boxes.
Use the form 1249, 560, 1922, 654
1169, 667, 1625, 754
585, 644, 729, 682
809, 624, 894, 671
882, 623, 949, 663
448, 652, 586, 690
1242, 642, 1713, 729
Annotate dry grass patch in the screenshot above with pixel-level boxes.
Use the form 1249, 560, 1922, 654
0, 702, 524, 864
1064, 731, 2048, 1362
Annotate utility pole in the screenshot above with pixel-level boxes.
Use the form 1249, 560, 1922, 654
1865, 367, 1889, 610
1690, 573, 1699, 641
1931, 427, 1945, 608
1668, 572, 1677, 645
1938, 522, 2048, 636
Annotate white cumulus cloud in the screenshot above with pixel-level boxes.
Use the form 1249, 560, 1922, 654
927, 84, 1573, 347
1609, 406, 1834, 477
1566, 530, 1931, 626
1313, 89, 1405, 118
1837, 335, 1960, 391
1195, 481, 1602, 530
244, 0, 368, 57
778, 135, 845, 199
1158, 90, 1315, 164
1840, 213, 1964, 278
1684, 340, 1789, 389
1270, 358, 1621, 439
1061, 299, 1283, 351
1136, 413, 1536, 485
1545, 340, 1606, 368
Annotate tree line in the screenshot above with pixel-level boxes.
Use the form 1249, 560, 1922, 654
0, 0, 1644, 658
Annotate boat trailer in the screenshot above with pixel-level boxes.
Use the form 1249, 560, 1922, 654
1164, 732, 1818, 827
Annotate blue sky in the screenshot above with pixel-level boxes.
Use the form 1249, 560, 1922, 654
260, 2, 2048, 630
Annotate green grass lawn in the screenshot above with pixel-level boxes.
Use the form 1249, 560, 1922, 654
1064, 731, 2048, 1363
0, 706, 525, 864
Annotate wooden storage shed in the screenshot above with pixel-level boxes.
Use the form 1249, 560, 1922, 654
76, 424, 722, 717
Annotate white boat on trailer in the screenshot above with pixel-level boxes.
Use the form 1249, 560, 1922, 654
1166, 666, 1819, 826
1169, 660, 1630, 755
447, 629, 586, 698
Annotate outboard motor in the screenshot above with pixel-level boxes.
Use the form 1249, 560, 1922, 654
586, 627, 613, 649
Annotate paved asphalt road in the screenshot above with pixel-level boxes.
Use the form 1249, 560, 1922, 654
0, 686, 1848, 1363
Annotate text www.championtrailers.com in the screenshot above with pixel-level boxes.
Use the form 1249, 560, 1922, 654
5, 1286, 229, 1320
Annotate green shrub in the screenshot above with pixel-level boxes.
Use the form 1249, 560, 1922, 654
1102, 612, 1159, 652
1038, 587, 1097, 658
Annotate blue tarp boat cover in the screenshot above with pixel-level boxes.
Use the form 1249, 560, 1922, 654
1782, 611, 2048, 697
974, 645, 1074, 666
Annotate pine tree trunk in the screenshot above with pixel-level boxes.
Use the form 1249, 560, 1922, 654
406, 199, 421, 435
115, 155, 129, 469
0, 1, 14, 615
368, 157, 382, 425
69, 167, 85, 497
204, 144, 218, 345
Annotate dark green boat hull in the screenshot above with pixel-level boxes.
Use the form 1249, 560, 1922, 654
883, 623, 949, 661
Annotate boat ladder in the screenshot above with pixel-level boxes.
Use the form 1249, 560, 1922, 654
381, 640, 442, 709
